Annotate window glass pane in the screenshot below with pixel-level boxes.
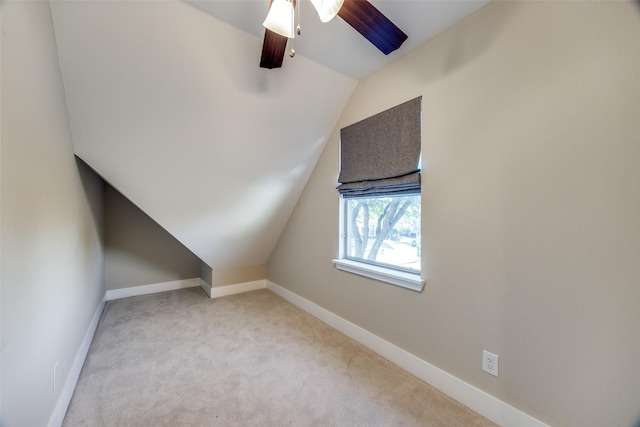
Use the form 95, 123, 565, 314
345, 195, 421, 273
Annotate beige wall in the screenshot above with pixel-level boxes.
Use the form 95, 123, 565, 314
267, 2, 640, 426
211, 264, 266, 287
104, 183, 205, 290
1, 2, 105, 425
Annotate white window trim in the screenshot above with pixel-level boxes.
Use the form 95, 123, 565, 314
333, 258, 425, 292
335, 198, 425, 292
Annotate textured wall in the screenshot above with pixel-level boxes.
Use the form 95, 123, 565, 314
267, 2, 640, 426
1, 3, 105, 425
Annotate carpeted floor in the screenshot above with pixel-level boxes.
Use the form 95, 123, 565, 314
63, 288, 496, 426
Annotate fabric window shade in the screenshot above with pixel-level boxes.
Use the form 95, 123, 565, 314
337, 97, 421, 198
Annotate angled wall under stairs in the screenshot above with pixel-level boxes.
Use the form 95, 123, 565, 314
77, 158, 209, 290
104, 182, 209, 290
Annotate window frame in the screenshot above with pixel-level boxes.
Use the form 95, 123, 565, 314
334, 195, 425, 292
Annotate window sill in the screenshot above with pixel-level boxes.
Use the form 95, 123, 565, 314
333, 259, 425, 292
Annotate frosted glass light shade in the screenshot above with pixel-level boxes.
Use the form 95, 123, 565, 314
310, 0, 344, 23
263, 0, 295, 38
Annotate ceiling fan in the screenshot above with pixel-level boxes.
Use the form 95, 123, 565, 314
260, 0, 408, 69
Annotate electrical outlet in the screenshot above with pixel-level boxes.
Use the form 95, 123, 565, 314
53, 362, 60, 392
482, 350, 499, 377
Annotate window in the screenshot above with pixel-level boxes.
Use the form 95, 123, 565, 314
344, 195, 421, 273
334, 97, 424, 291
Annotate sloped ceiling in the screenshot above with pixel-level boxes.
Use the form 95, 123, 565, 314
50, 0, 488, 270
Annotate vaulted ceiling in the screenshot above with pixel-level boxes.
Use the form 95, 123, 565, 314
50, 0, 489, 270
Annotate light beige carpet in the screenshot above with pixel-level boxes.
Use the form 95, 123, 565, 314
63, 288, 496, 426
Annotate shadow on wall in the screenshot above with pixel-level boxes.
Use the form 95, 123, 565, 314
178, 0, 274, 95
409, 1, 511, 86
76, 156, 104, 245
103, 182, 207, 289
75, 156, 208, 289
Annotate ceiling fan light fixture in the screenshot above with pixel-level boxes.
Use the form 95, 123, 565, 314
263, 0, 295, 38
310, 0, 344, 23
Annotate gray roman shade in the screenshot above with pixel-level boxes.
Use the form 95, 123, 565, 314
337, 97, 421, 198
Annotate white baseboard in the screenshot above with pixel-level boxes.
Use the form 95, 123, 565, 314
265, 280, 548, 427
47, 295, 106, 427
105, 278, 201, 301
199, 278, 214, 298
200, 279, 266, 299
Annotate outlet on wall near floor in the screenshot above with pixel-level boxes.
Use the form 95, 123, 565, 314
482, 350, 498, 377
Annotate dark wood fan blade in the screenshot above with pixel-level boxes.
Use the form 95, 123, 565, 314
338, 0, 407, 55
260, 0, 295, 69
260, 28, 288, 69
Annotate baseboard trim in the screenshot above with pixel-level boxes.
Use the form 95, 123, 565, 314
265, 280, 548, 427
199, 278, 214, 298
200, 279, 266, 299
105, 278, 201, 301
47, 295, 106, 427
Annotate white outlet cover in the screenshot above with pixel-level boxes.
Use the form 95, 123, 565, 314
482, 350, 499, 377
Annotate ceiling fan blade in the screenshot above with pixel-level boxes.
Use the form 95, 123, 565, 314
260, 28, 288, 69
338, 0, 407, 55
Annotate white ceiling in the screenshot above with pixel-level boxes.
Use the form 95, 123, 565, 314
186, 0, 490, 80
50, 0, 489, 270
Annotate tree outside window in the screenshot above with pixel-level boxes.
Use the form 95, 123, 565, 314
345, 194, 420, 273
